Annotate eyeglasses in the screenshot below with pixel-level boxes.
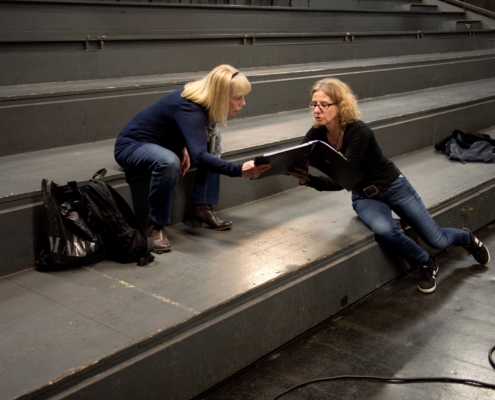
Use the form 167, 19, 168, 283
309, 102, 335, 110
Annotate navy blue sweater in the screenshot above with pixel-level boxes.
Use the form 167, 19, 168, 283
114, 88, 243, 177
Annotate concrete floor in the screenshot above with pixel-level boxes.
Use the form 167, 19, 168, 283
198, 223, 495, 400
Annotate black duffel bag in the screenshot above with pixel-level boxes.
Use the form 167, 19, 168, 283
37, 179, 105, 269
79, 169, 154, 266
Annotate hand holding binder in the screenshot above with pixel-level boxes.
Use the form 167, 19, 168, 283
254, 140, 364, 190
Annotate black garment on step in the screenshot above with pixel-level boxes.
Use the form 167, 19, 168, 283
435, 129, 495, 151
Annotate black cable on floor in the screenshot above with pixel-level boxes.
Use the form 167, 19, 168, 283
271, 375, 495, 400
489, 345, 495, 370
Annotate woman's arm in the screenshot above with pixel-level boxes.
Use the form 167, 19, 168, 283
242, 161, 271, 179
288, 127, 344, 191
293, 123, 372, 191
290, 169, 343, 191
175, 103, 242, 177
340, 123, 372, 170
175, 102, 270, 178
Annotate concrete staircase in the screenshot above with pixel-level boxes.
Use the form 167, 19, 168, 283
1, 1, 495, 399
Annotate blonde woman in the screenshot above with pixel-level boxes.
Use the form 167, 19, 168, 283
115, 65, 270, 253
289, 78, 489, 293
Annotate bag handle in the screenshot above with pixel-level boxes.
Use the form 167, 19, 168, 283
92, 169, 107, 180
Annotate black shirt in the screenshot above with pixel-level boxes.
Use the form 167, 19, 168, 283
303, 120, 400, 191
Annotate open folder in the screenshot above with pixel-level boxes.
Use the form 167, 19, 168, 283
254, 140, 364, 191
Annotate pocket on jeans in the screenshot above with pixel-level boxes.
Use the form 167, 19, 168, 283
384, 177, 409, 194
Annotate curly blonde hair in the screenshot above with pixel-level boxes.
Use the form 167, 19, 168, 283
181, 64, 251, 126
311, 78, 361, 128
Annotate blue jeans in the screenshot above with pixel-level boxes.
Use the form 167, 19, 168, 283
117, 143, 219, 226
351, 175, 470, 268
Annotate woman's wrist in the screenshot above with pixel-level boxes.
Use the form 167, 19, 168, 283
299, 175, 311, 186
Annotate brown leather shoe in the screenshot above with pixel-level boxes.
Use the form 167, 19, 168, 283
191, 205, 233, 231
147, 224, 171, 253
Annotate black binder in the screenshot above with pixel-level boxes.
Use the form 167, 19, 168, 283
254, 140, 364, 191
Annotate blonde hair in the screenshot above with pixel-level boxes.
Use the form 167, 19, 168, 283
181, 64, 251, 126
311, 78, 361, 128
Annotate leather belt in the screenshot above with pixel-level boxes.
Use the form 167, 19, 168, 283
352, 184, 384, 198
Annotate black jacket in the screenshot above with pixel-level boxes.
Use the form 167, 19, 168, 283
303, 120, 400, 191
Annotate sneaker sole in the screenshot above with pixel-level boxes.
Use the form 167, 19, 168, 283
479, 244, 490, 264
470, 244, 490, 265
463, 228, 491, 264
418, 283, 436, 293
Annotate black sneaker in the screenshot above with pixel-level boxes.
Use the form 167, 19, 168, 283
463, 228, 490, 265
418, 257, 439, 294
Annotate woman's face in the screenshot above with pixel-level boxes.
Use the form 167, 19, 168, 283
312, 90, 339, 128
228, 95, 246, 116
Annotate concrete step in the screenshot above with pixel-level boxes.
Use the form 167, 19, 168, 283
4, 0, 493, 87
308, 0, 418, 11
439, 18, 485, 30
1, 78, 495, 276
87, 0, 421, 11
2, 48, 495, 156
1, 146, 495, 400
2, 31, 493, 87
409, 3, 439, 12
197, 222, 495, 400
0, 1, 466, 39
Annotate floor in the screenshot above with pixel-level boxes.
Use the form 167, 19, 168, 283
3, 148, 495, 400
198, 223, 495, 400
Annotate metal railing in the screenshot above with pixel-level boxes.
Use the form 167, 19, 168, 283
439, 0, 495, 19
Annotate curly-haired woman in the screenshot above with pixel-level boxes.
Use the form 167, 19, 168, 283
115, 65, 270, 253
289, 78, 490, 293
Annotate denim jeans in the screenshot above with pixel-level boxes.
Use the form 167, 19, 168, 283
116, 143, 219, 226
351, 175, 470, 268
